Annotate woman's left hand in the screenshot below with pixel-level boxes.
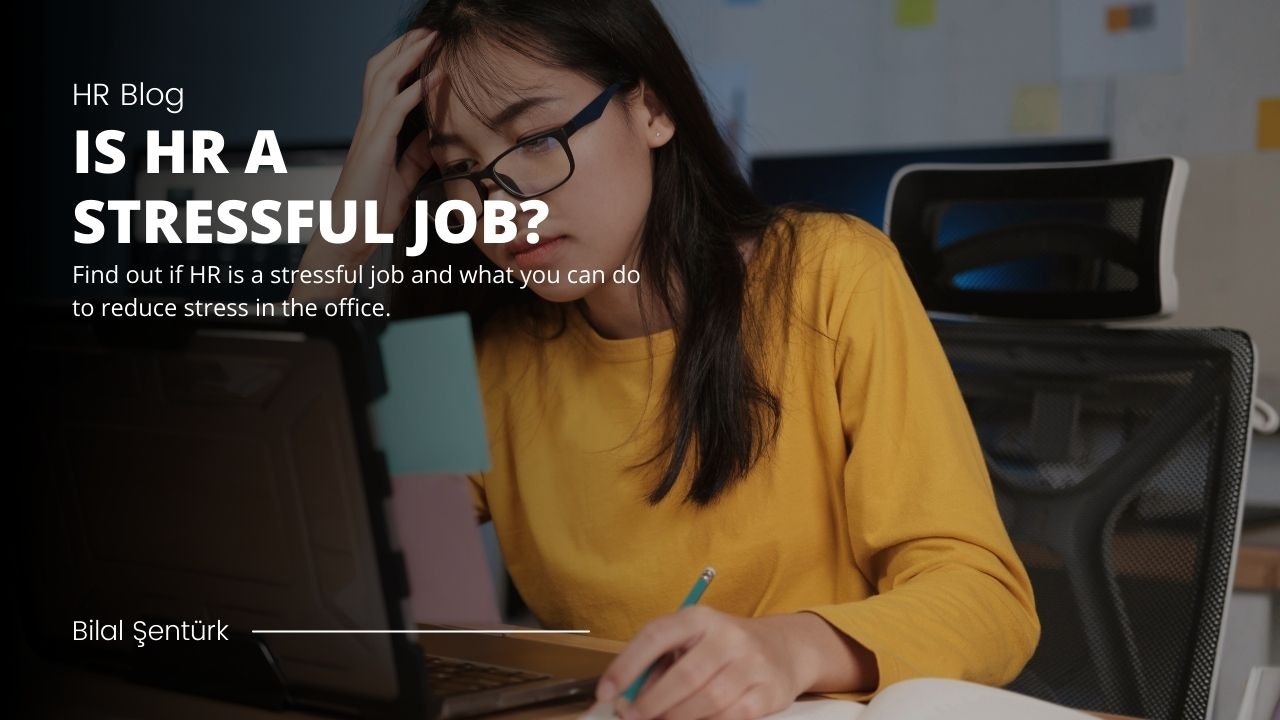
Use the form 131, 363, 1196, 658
594, 606, 860, 720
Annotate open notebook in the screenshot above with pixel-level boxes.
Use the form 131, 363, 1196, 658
750, 679, 1092, 720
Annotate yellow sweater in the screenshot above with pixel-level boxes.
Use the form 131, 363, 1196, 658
466, 211, 1039, 698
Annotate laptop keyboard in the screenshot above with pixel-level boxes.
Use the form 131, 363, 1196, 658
423, 654, 552, 697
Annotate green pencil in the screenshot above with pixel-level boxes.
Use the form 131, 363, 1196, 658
620, 566, 717, 703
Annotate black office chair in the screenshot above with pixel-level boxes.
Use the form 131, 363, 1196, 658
884, 159, 1256, 720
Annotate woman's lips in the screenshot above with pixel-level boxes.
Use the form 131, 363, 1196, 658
510, 235, 566, 270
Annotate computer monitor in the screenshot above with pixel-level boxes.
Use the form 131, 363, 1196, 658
17, 309, 428, 717
17, 308, 614, 720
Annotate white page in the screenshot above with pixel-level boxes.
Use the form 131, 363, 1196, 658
861, 678, 1093, 720
764, 698, 864, 719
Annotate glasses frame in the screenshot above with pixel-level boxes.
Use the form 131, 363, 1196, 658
422, 81, 623, 205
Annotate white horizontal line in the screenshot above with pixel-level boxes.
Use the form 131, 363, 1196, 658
251, 629, 591, 635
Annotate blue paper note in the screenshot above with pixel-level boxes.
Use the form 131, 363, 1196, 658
374, 313, 490, 475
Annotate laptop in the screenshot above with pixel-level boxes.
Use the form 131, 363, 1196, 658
16, 307, 612, 719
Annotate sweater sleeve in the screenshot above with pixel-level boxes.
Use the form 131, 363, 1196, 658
801, 229, 1040, 700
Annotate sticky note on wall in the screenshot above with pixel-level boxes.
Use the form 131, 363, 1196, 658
374, 313, 490, 475
1107, 3, 1156, 33
896, 0, 936, 28
1011, 84, 1062, 135
1260, 97, 1280, 150
1128, 3, 1156, 29
1106, 5, 1130, 32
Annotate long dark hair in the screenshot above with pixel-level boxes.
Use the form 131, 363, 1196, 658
392, 0, 808, 506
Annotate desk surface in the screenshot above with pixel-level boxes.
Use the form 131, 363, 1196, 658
464, 631, 1139, 720
34, 626, 1139, 720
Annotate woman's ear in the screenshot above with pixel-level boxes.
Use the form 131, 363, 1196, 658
628, 79, 675, 149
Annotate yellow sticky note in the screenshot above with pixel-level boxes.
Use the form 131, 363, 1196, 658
1011, 84, 1062, 135
896, 0, 936, 28
1259, 97, 1280, 150
1106, 5, 1131, 33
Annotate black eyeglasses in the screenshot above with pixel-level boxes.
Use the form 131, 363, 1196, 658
420, 81, 622, 226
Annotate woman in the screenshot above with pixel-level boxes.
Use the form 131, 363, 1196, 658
291, 1, 1040, 718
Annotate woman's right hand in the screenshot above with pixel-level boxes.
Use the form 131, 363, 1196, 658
292, 27, 442, 299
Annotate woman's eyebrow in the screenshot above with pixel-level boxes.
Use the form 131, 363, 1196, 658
489, 95, 557, 128
428, 95, 557, 149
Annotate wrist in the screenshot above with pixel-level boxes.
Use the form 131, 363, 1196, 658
749, 613, 828, 694
774, 612, 877, 694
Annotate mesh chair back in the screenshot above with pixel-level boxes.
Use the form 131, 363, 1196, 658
885, 158, 1187, 320
933, 316, 1254, 720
